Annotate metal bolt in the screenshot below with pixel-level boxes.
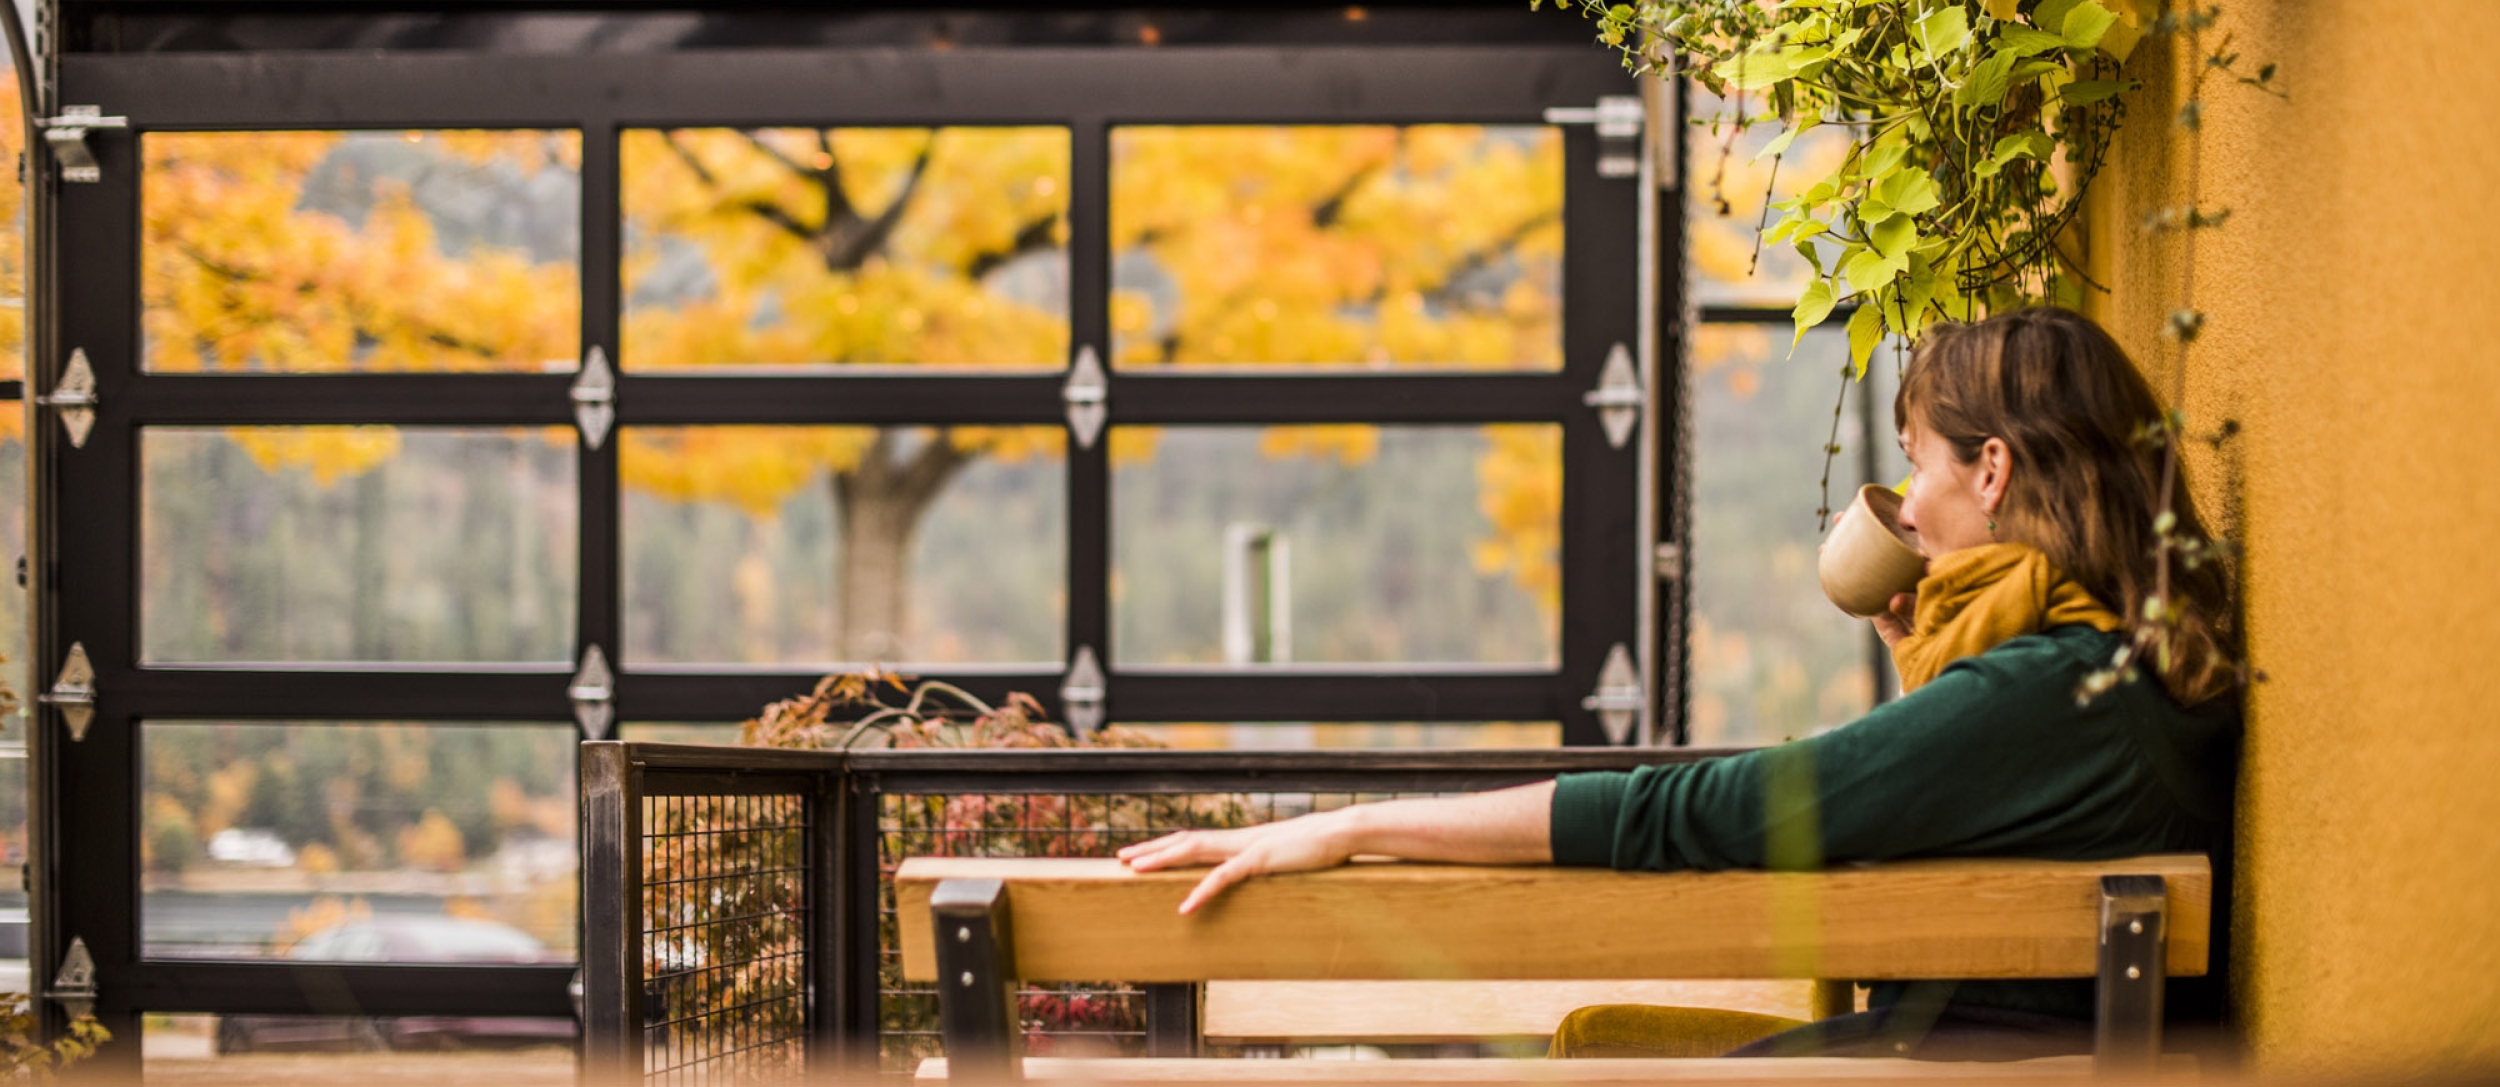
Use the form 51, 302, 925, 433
959, 971, 976, 987
2126, 965, 2141, 980
2129, 919, 2143, 935
956, 926, 972, 943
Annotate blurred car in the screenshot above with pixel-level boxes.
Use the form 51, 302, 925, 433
214, 915, 576, 1054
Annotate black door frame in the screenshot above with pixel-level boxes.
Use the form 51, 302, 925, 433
33, 28, 1658, 1068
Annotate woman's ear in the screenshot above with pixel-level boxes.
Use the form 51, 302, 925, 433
1977, 436, 2013, 513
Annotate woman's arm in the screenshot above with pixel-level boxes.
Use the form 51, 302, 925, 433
1116, 780, 1555, 914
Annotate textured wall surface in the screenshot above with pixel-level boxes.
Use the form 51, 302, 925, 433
2085, 0, 2500, 1072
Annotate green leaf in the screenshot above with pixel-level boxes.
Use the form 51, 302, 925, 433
1869, 213, 1918, 260
1875, 168, 1942, 217
1912, 5, 1970, 60
1992, 131, 2056, 164
1845, 303, 1884, 378
1755, 116, 1821, 162
2032, 0, 2085, 35
1795, 239, 1826, 276
2058, 79, 2134, 105
2060, 1, 2120, 50
1712, 50, 1800, 89
1955, 50, 2019, 109
1792, 279, 1836, 351
1997, 27, 2071, 56
1854, 142, 1909, 181
1842, 248, 1896, 293
1982, 0, 2022, 21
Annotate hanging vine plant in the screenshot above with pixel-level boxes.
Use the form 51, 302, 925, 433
1551, 0, 2283, 692
1555, 0, 2155, 363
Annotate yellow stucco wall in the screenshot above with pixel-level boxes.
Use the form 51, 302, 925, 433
2085, 0, 2500, 1072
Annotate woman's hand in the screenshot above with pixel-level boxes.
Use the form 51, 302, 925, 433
1117, 810, 1360, 915
1873, 590, 1917, 648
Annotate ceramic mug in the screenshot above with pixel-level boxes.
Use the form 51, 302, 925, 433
1818, 483, 1928, 618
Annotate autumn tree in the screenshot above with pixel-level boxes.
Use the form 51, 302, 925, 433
142, 122, 1570, 664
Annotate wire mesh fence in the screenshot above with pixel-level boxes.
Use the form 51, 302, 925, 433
582, 744, 1700, 1085
641, 793, 811, 1085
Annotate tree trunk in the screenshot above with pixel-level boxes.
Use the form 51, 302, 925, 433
831, 433, 968, 664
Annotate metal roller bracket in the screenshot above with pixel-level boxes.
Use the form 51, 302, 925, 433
37, 642, 96, 742
1060, 646, 1105, 736
1583, 342, 1643, 449
38, 106, 127, 184
572, 346, 616, 449
46, 937, 97, 1020
36, 349, 98, 449
570, 644, 616, 740
1580, 643, 1642, 745
1063, 346, 1107, 449
1542, 95, 1644, 179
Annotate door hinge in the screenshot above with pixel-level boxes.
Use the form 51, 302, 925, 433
37, 107, 126, 184
35, 348, 98, 449
1060, 645, 1105, 736
1582, 342, 1643, 449
571, 346, 616, 450
46, 937, 98, 1020
37, 643, 96, 743
1063, 346, 1107, 450
570, 644, 615, 740
1542, 95, 1645, 179
1580, 643, 1644, 746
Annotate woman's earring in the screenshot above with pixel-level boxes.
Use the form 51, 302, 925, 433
1986, 514, 1997, 537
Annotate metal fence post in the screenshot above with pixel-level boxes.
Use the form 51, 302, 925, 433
2094, 874, 2168, 1072
932, 878, 1021, 1084
580, 741, 643, 1083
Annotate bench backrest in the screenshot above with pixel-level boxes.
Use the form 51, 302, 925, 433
895, 855, 2212, 984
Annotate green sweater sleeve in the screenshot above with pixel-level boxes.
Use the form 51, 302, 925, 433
1550, 628, 2181, 872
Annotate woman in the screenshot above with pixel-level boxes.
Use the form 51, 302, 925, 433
1117, 307, 2243, 1059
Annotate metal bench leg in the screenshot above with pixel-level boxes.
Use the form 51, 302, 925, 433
2095, 874, 2168, 1072
1145, 984, 1202, 1057
933, 878, 1022, 1084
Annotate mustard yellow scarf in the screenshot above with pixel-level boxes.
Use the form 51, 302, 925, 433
1891, 543, 2124, 693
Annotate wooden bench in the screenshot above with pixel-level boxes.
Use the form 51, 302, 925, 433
897, 855, 2210, 1083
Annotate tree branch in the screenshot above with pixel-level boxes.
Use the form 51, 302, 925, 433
964, 213, 1063, 280
822, 136, 937, 272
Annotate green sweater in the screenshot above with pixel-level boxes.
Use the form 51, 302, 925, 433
1549, 625, 2239, 1021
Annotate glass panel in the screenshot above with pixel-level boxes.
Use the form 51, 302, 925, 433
147, 1013, 575, 1073
621, 127, 1069, 371
141, 427, 578, 664
1111, 125, 1562, 370
1123, 722, 1561, 750
1685, 90, 1852, 309
1689, 326, 1894, 745
622, 426, 1064, 666
142, 131, 582, 374
0, 46, 22, 386
140, 722, 577, 963
1111, 425, 1560, 666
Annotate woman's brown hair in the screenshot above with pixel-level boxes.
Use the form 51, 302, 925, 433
1895, 307, 2239, 706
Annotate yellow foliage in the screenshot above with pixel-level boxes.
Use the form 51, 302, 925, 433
128, 121, 1573, 607
297, 841, 341, 876
395, 809, 467, 872
1471, 426, 1564, 616
199, 763, 257, 841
